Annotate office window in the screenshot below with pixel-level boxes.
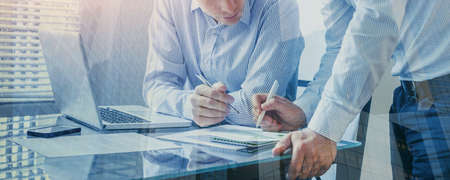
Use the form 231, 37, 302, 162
0, 0, 80, 104
0, 1, 79, 178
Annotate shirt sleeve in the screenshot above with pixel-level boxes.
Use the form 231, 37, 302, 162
294, 0, 355, 122
308, 0, 407, 142
143, 0, 194, 120
227, 0, 304, 126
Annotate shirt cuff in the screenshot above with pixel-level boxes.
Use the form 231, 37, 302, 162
307, 98, 359, 142
294, 93, 321, 124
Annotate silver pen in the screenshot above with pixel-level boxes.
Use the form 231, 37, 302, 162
256, 80, 279, 128
195, 74, 240, 114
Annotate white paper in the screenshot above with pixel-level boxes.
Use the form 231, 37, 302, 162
158, 125, 361, 153
158, 125, 287, 152
12, 133, 179, 157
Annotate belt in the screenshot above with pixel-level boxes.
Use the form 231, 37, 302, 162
400, 81, 429, 101
400, 75, 449, 110
401, 80, 434, 110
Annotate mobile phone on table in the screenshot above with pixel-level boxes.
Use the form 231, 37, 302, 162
27, 125, 81, 138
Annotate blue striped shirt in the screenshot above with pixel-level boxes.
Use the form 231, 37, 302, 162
144, 0, 304, 126
296, 0, 450, 142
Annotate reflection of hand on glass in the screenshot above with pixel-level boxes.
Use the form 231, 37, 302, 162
142, 149, 189, 176
186, 148, 232, 170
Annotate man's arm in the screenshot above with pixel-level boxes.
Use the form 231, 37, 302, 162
308, 0, 407, 142
251, 0, 355, 132
143, 0, 193, 119
273, 0, 408, 179
294, 0, 355, 122
226, 0, 304, 125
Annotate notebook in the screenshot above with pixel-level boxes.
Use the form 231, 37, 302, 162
158, 125, 361, 154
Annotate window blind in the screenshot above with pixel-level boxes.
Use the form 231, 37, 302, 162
0, 0, 80, 103
0, 114, 58, 179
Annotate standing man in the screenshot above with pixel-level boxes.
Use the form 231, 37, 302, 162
253, 0, 450, 179
143, 0, 304, 127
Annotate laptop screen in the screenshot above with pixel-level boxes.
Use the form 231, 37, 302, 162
40, 29, 103, 130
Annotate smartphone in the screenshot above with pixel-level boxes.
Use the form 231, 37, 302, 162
27, 125, 81, 138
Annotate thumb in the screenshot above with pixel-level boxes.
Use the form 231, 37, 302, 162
272, 133, 292, 155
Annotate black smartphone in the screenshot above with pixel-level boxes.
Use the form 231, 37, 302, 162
27, 125, 81, 138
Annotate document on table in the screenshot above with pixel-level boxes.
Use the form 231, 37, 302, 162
158, 125, 288, 153
158, 125, 361, 154
11, 133, 180, 157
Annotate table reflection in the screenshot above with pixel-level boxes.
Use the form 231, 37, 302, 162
142, 147, 236, 178
38, 145, 288, 180
1, 114, 291, 180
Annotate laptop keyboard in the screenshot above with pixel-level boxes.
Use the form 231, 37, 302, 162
98, 108, 148, 124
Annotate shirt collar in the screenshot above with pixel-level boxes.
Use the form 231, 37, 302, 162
191, 0, 200, 12
191, 0, 252, 26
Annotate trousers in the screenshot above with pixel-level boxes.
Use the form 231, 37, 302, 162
390, 74, 450, 179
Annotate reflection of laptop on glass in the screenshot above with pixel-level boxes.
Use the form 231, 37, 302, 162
40, 30, 191, 130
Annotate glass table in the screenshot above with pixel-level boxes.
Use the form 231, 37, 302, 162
1, 115, 360, 180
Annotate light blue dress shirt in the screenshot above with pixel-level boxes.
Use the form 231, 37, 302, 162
144, 0, 304, 126
295, 0, 450, 142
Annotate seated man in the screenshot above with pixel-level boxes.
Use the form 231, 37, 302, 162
144, 0, 304, 127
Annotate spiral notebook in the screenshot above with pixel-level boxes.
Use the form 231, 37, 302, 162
158, 125, 361, 153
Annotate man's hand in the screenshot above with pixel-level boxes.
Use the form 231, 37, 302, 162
273, 128, 337, 180
190, 82, 234, 127
252, 94, 306, 131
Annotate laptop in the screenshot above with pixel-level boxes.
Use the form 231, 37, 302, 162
40, 30, 192, 130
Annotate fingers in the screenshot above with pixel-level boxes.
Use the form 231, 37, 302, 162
284, 129, 337, 179
252, 111, 281, 132
193, 116, 224, 127
192, 106, 228, 118
310, 157, 322, 177
317, 142, 337, 176
195, 84, 234, 104
260, 112, 282, 132
211, 82, 227, 93
318, 167, 329, 177
252, 94, 267, 108
252, 94, 267, 115
252, 94, 282, 131
251, 105, 262, 121
318, 162, 332, 176
191, 94, 229, 113
272, 133, 292, 155
260, 95, 290, 112
299, 150, 314, 179
190, 90, 229, 127
261, 120, 281, 132
289, 137, 305, 180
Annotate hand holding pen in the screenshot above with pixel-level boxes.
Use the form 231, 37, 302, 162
190, 74, 239, 127
255, 80, 279, 128
252, 80, 306, 131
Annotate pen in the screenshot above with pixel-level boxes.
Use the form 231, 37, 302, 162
256, 80, 279, 128
195, 74, 240, 114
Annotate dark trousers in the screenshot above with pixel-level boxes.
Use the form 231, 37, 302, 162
390, 74, 450, 179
